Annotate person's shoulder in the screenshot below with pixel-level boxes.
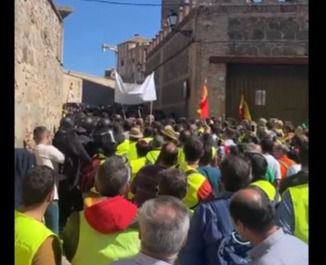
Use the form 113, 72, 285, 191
195, 193, 232, 212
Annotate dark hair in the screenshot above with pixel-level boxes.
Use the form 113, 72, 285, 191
33, 126, 48, 143
261, 137, 274, 154
136, 140, 151, 157
157, 142, 178, 166
184, 138, 203, 162
22, 166, 55, 207
230, 188, 275, 234
200, 145, 213, 165
96, 156, 129, 196
287, 149, 301, 164
158, 169, 187, 200
144, 127, 154, 138
244, 153, 268, 181
179, 130, 192, 145
220, 156, 251, 192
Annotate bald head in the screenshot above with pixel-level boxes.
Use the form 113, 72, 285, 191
230, 188, 275, 234
157, 142, 178, 167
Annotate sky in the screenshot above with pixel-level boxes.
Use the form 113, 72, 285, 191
54, 0, 161, 76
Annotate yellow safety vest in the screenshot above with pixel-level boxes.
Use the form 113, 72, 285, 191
127, 141, 139, 161
288, 183, 309, 243
182, 166, 208, 210
72, 212, 140, 265
128, 157, 147, 200
15, 211, 60, 265
178, 148, 187, 171
250, 180, 277, 201
116, 139, 130, 157
145, 150, 161, 165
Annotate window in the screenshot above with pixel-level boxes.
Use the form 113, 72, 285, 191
120, 60, 124, 66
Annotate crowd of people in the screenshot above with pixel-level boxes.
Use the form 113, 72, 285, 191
15, 107, 309, 265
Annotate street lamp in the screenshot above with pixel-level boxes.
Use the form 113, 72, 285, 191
167, 10, 193, 37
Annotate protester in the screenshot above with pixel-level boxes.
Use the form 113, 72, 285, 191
273, 143, 295, 180
62, 156, 140, 265
15, 166, 62, 265
261, 137, 281, 186
113, 196, 190, 265
15, 148, 36, 209
158, 168, 187, 200
230, 188, 308, 265
131, 142, 179, 207
179, 155, 252, 265
33, 126, 65, 234
182, 138, 214, 209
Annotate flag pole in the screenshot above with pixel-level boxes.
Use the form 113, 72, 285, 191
149, 101, 153, 125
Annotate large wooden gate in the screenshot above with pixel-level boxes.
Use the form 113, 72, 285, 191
226, 64, 308, 125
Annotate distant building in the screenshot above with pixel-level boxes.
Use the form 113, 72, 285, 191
117, 34, 150, 83
147, 0, 308, 124
64, 70, 115, 106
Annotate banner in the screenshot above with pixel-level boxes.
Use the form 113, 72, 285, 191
114, 71, 157, 105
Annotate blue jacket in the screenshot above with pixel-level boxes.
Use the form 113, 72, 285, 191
178, 192, 234, 265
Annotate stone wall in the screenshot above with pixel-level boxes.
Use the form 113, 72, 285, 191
15, 0, 64, 147
147, 1, 308, 118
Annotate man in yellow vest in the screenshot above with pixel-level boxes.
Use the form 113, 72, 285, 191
145, 135, 164, 165
127, 127, 144, 161
276, 182, 308, 244
15, 166, 62, 265
244, 151, 278, 202
62, 156, 140, 265
182, 138, 214, 210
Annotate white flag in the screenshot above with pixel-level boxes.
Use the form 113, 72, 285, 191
114, 72, 157, 105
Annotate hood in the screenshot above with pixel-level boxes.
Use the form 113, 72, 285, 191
84, 196, 137, 234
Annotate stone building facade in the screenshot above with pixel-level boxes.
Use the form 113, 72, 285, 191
117, 35, 150, 83
15, 0, 71, 147
147, 0, 308, 124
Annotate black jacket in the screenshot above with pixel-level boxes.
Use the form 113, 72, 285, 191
15, 148, 36, 209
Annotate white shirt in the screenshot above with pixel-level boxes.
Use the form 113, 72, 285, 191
263, 153, 282, 181
33, 144, 65, 200
287, 164, 302, 177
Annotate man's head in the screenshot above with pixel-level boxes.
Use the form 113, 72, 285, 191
230, 188, 275, 241
96, 156, 130, 197
139, 196, 190, 259
220, 156, 252, 192
273, 143, 288, 159
136, 140, 150, 157
260, 136, 274, 154
244, 152, 268, 181
157, 142, 178, 167
158, 169, 187, 200
33, 126, 50, 144
22, 166, 55, 208
184, 138, 203, 163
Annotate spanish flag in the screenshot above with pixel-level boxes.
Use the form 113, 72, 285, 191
198, 80, 209, 119
239, 94, 252, 121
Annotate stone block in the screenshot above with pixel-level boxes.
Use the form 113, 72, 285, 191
296, 30, 308, 40
267, 30, 282, 40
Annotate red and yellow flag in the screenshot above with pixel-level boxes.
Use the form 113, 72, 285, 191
239, 94, 252, 121
197, 80, 209, 119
